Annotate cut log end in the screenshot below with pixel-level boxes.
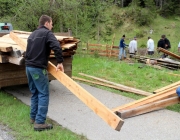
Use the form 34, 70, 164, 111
115, 119, 124, 131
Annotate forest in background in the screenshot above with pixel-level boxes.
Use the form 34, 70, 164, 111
0, 0, 180, 44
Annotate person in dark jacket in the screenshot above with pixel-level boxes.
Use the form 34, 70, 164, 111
164, 36, 171, 49
119, 34, 128, 60
157, 35, 170, 58
25, 15, 64, 131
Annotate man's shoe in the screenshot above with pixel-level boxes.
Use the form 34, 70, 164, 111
34, 123, 53, 131
30, 119, 35, 124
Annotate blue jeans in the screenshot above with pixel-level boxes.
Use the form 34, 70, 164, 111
26, 67, 49, 124
119, 47, 126, 60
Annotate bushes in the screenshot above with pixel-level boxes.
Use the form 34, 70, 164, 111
135, 9, 153, 26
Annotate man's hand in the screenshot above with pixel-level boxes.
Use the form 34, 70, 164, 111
56, 63, 64, 72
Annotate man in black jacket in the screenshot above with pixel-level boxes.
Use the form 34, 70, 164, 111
25, 15, 64, 131
157, 35, 170, 58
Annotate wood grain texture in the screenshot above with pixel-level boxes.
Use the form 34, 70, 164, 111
48, 62, 124, 131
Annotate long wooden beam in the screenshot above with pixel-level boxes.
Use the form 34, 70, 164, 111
112, 86, 177, 112
79, 73, 152, 96
0, 45, 13, 52
73, 76, 149, 95
118, 96, 180, 119
153, 80, 180, 93
9, 31, 124, 131
167, 73, 180, 77
48, 62, 124, 131
158, 47, 180, 60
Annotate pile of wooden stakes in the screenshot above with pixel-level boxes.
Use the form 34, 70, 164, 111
113, 81, 180, 119
134, 55, 180, 70
134, 48, 180, 70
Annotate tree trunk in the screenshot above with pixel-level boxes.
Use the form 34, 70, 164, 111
97, 18, 100, 44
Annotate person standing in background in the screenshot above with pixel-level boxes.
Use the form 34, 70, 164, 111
128, 37, 137, 58
119, 34, 128, 60
147, 37, 154, 55
157, 35, 166, 58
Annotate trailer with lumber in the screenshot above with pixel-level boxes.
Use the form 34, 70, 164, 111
0, 30, 77, 88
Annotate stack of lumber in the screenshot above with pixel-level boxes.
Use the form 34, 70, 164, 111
113, 81, 180, 119
134, 55, 180, 70
0, 30, 80, 65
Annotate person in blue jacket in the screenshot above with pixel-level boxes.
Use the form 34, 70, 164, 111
119, 34, 128, 60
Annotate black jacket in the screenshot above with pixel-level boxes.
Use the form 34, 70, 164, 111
164, 38, 171, 49
157, 39, 165, 49
25, 26, 63, 69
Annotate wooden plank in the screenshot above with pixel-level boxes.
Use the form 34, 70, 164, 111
17, 34, 29, 39
0, 45, 13, 52
88, 43, 107, 47
9, 32, 27, 51
9, 31, 124, 131
12, 30, 32, 35
48, 62, 124, 131
167, 73, 180, 77
0, 69, 26, 80
0, 38, 17, 45
153, 81, 180, 93
0, 77, 28, 88
56, 36, 74, 41
0, 54, 9, 63
109, 34, 115, 57
79, 73, 152, 96
61, 43, 76, 49
73, 77, 151, 96
112, 86, 177, 112
118, 96, 180, 119
158, 48, 180, 60
73, 76, 143, 90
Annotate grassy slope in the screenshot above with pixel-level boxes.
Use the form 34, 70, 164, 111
92, 7, 180, 54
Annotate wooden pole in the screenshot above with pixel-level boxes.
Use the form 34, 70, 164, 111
73, 76, 149, 95
118, 96, 180, 119
153, 81, 180, 93
112, 86, 177, 112
79, 73, 152, 96
158, 47, 180, 60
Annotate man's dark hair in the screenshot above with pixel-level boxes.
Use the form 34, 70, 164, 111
148, 37, 151, 39
122, 34, 125, 37
39, 15, 52, 26
161, 35, 165, 38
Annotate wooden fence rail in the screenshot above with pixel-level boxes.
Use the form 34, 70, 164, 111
85, 43, 119, 57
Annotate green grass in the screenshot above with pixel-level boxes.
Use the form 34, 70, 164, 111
0, 91, 87, 140
72, 54, 180, 111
